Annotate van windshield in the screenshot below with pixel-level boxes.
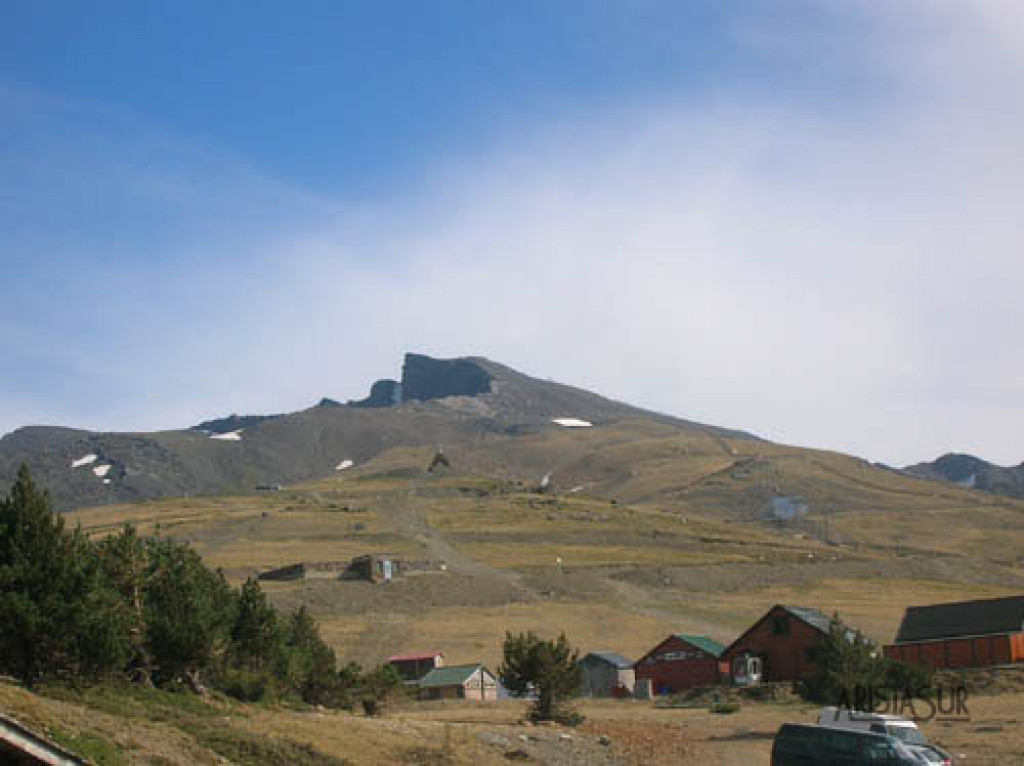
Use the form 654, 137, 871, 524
887, 726, 927, 745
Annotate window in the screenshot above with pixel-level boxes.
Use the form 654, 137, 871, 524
771, 616, 790, 636
865, 741, 899, 764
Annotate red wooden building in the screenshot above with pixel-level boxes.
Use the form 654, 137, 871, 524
634, 634, 727, 694
387, 651, 444, 682
884, 595, 1024, 670
721, 605, 848, 683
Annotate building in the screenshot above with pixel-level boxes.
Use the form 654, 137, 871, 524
634, 635, 727, 694
721, 605, 848, 683
884, 595, 1024, 669
343, 553, 401, 583
1, 712, 88, 765
578, 651, 635, 697
388, 651, 444, 682
418, 663, 498, 701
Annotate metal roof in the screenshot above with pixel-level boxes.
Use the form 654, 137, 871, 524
784, 606, 834, 634
418, 663, 491, 688
895, 595, 1024, 643
673, 635, 726, 658
582, 651, 633, 669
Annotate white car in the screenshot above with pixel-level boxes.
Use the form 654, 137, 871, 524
818, 707, 952, 765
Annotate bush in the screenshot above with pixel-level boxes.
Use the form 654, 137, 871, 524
218, 668, 279, 703
710, 701, 740, 714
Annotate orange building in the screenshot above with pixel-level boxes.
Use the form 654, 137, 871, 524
884, 595, 1024, 670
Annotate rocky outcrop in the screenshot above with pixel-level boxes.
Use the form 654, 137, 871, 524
348, 379, 402, 408
400, 353, 492, 402
349, 353, 492, 408
904, 453, 1024, 499
193, 413, 281, 434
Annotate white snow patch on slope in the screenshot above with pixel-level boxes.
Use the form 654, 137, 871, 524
210, 430, 243, 441
71, 454, 98, 468
103, 478, 111, 485
957, 473, 978, 488
336, 459, 354, 471
552, 418, 592, 428
93, 464, 112, 478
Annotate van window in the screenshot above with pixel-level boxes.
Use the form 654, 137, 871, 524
886, 726, 926, 746
865, 741, 899, 764
822, 729, 858, 755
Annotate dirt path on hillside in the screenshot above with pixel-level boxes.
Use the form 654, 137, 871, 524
375, 478, 535, 593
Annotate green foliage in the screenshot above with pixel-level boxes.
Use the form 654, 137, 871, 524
49, 728, 126, 766
282, 606, 340, 705
499, 631, 581, 723
192, 728, 348, 766
0, 465, 128, 685
358, 663, 404, 716
231, 578, 282, 672
143, 536, 235, 684
803, 614, 933, 706
0, 468, 353, 707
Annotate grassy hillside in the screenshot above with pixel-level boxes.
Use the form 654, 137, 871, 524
67, 465, 1024, 672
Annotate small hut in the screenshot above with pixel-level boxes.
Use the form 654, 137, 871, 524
342, 553, 401, 583
578, 652, 635, 697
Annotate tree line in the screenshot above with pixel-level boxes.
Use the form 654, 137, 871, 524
0, 466, 400, 710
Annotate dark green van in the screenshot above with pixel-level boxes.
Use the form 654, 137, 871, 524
772, 723, 922, 766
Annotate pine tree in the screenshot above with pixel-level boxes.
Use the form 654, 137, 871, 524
499, 631, 581, 722
143, 536, 234, 686
98, 525, 153, 683
0, 466, 127, 685
230, 577, 282, 672
282, 605, 338, 704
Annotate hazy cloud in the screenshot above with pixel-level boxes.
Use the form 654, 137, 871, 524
2, 2, 1022, 466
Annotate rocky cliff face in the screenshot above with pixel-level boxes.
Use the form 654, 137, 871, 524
349, 379, 403, 408
401, 353, 492, 401
904, 452, 1024, 499
349, 353, 491, 407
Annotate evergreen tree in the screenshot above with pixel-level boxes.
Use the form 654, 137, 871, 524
97, 525, 152, 682
230, 577, 282, 672
805, 615, 885, 705
143, 536, 234, 686
0, 466, 127, 685
499, 631, 580, 722
282, 605, 338, 704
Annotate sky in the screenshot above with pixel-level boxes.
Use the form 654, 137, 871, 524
1, 1, 1022, 467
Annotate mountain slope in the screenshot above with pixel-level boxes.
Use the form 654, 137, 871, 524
3, 353, 1017, 526
0, 353, 749, 511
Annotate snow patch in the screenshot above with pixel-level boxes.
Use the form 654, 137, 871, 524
93, 464, 112, 478
103, 478, 111, 485
335, 459, 354, 471
569, 485, 586, 494
71, 454, 98, 468
210, 430, 243, 441
957, 473, 977, 489
552, 418, 592, 428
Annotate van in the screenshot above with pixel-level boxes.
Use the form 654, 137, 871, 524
818, 707, 952, 765
771, 723, 922, 765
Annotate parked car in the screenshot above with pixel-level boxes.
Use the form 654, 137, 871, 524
772, 723, 923, 765
818, 707, 952, 765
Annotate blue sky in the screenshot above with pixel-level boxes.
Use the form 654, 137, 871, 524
2, 1, 1023, 465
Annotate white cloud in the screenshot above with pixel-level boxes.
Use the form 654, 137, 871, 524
2, 2, 1022, 467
